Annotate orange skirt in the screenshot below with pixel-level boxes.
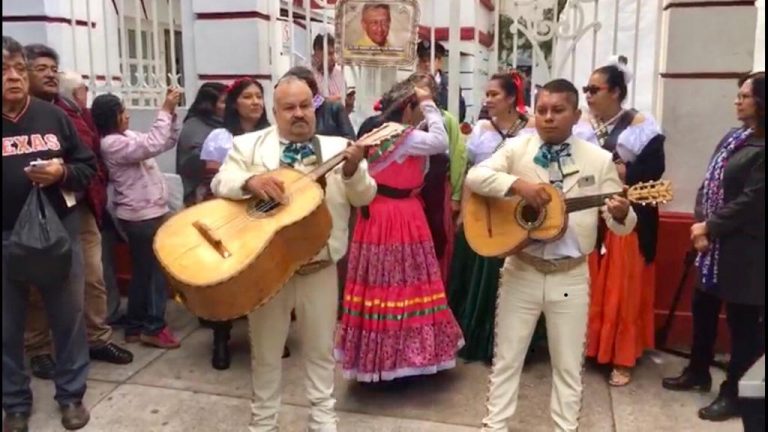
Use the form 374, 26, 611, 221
587, 231, 655, 367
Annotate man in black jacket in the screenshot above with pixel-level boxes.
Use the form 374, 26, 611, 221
283, 66, 356, 140
2, 35, 96, 432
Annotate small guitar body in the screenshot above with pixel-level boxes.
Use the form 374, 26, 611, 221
463, 180, 673, 258
462, 183, 566, 257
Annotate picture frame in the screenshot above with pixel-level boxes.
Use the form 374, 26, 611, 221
336, 0, 420, 67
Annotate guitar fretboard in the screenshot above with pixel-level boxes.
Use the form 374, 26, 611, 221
564, 192, 624, 213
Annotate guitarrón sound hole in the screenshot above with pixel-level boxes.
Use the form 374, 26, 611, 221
520, 204, 541, 226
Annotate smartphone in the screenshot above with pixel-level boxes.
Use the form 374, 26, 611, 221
28, 160, 49, 168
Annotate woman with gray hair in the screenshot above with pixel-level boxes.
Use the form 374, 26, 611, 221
58, 71, 88, 109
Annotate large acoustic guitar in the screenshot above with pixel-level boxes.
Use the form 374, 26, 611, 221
463, 180, 673, 258
153, 123, 405, 321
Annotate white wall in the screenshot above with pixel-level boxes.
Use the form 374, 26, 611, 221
658, 4, 757, 213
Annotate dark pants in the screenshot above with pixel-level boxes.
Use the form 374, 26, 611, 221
199, 319, 233, 336
689, 288, 765, 395
102, 214, 123, 323
741, 397, 765, 432
2, 210, 89, 414
120, 215, 169, 337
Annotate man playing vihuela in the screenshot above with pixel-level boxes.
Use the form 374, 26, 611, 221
465, 79, 636, 432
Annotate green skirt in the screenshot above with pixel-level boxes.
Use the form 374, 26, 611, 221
448, 226, 547, 363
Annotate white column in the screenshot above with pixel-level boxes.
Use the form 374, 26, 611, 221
448, 0, 461, 116
180, 0, 198, 99
489, 0, 499, 74
755, 0, 765, 71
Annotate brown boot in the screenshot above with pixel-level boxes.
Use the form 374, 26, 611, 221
60, 402, 90, 430
3, 412, 30, 432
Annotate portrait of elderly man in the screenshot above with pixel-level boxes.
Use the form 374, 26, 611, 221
355, 4, 392, 48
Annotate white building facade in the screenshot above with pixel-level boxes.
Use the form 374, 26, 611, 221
2, 0, 765, 210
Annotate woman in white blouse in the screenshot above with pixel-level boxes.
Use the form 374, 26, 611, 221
575, 56, 666, 387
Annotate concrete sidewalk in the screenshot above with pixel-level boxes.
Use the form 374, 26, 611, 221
16, 303, 743, 431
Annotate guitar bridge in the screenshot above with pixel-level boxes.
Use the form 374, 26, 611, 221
192, 221, 232, 259
484, 198, 493, 238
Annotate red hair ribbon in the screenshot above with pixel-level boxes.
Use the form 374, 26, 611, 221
509, 70, 526, 113
373, 99, 382, 112
226, 77, 249, 94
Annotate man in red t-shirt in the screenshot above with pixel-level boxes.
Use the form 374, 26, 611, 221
22, 44, 133, 379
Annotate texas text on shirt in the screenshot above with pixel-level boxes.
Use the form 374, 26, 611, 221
2, 97, 97, 231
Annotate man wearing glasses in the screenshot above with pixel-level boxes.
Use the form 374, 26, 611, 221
22, 44, 133, 382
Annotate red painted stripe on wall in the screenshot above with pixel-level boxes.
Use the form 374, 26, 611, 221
663, 1, 755, 10
82, 74, 123, 82
479, 0, 495, 12
660, 72, 749, 79
417, 26, 494, 49
4, 15, 96, 28
195, 11, 270, 21
198, 74, 272, 81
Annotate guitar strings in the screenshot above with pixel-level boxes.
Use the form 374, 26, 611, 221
237, 125, 400, 217
206, 125, 403, 233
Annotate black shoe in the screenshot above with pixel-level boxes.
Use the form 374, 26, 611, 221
30, 354, 56, 380
90, 342, 134, 364
60, 402, 90, 430
698, 383, 740, 421
211, 338, 231, 370
2, 412, 30, 432
662, 367, 712, 392
282, 346, 290, 359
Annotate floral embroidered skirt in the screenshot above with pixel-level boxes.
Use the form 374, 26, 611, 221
335, 195, 465, 382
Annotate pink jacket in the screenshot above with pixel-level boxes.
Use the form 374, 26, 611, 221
101, 110, 180, 221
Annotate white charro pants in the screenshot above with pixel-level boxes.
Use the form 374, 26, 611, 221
482, 258, 590, 432
248, 265, 338, 432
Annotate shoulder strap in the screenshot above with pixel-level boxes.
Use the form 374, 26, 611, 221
490, 115, 528, 153
310, 135, 324, 163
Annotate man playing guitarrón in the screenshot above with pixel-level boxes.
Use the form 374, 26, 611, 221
465, 79, 635, 432
211, 75, 376, 432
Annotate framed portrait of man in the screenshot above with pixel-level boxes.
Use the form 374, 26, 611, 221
336, 0, 420, 67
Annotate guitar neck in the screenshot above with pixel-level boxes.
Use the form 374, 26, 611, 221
565, 191, 624, 213
307, 123, 404, 181
309, 152, 346, 181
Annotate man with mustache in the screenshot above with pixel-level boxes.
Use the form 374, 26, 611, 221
211, 74, 376, 432
22, 44, 133, 381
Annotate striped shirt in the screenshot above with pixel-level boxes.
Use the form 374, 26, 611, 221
313, 65, 346, 101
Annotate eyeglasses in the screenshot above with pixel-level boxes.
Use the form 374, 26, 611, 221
582, 85, 607, 95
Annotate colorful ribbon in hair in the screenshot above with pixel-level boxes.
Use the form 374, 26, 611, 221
226, 77, 250, 94
509, 70, 526, 113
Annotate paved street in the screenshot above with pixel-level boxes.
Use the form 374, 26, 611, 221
16, 302, 742, 432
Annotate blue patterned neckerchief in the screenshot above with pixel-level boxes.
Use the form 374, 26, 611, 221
534, 142, 578, 190
280, 140, 317, 167
696, 127, 754, 288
